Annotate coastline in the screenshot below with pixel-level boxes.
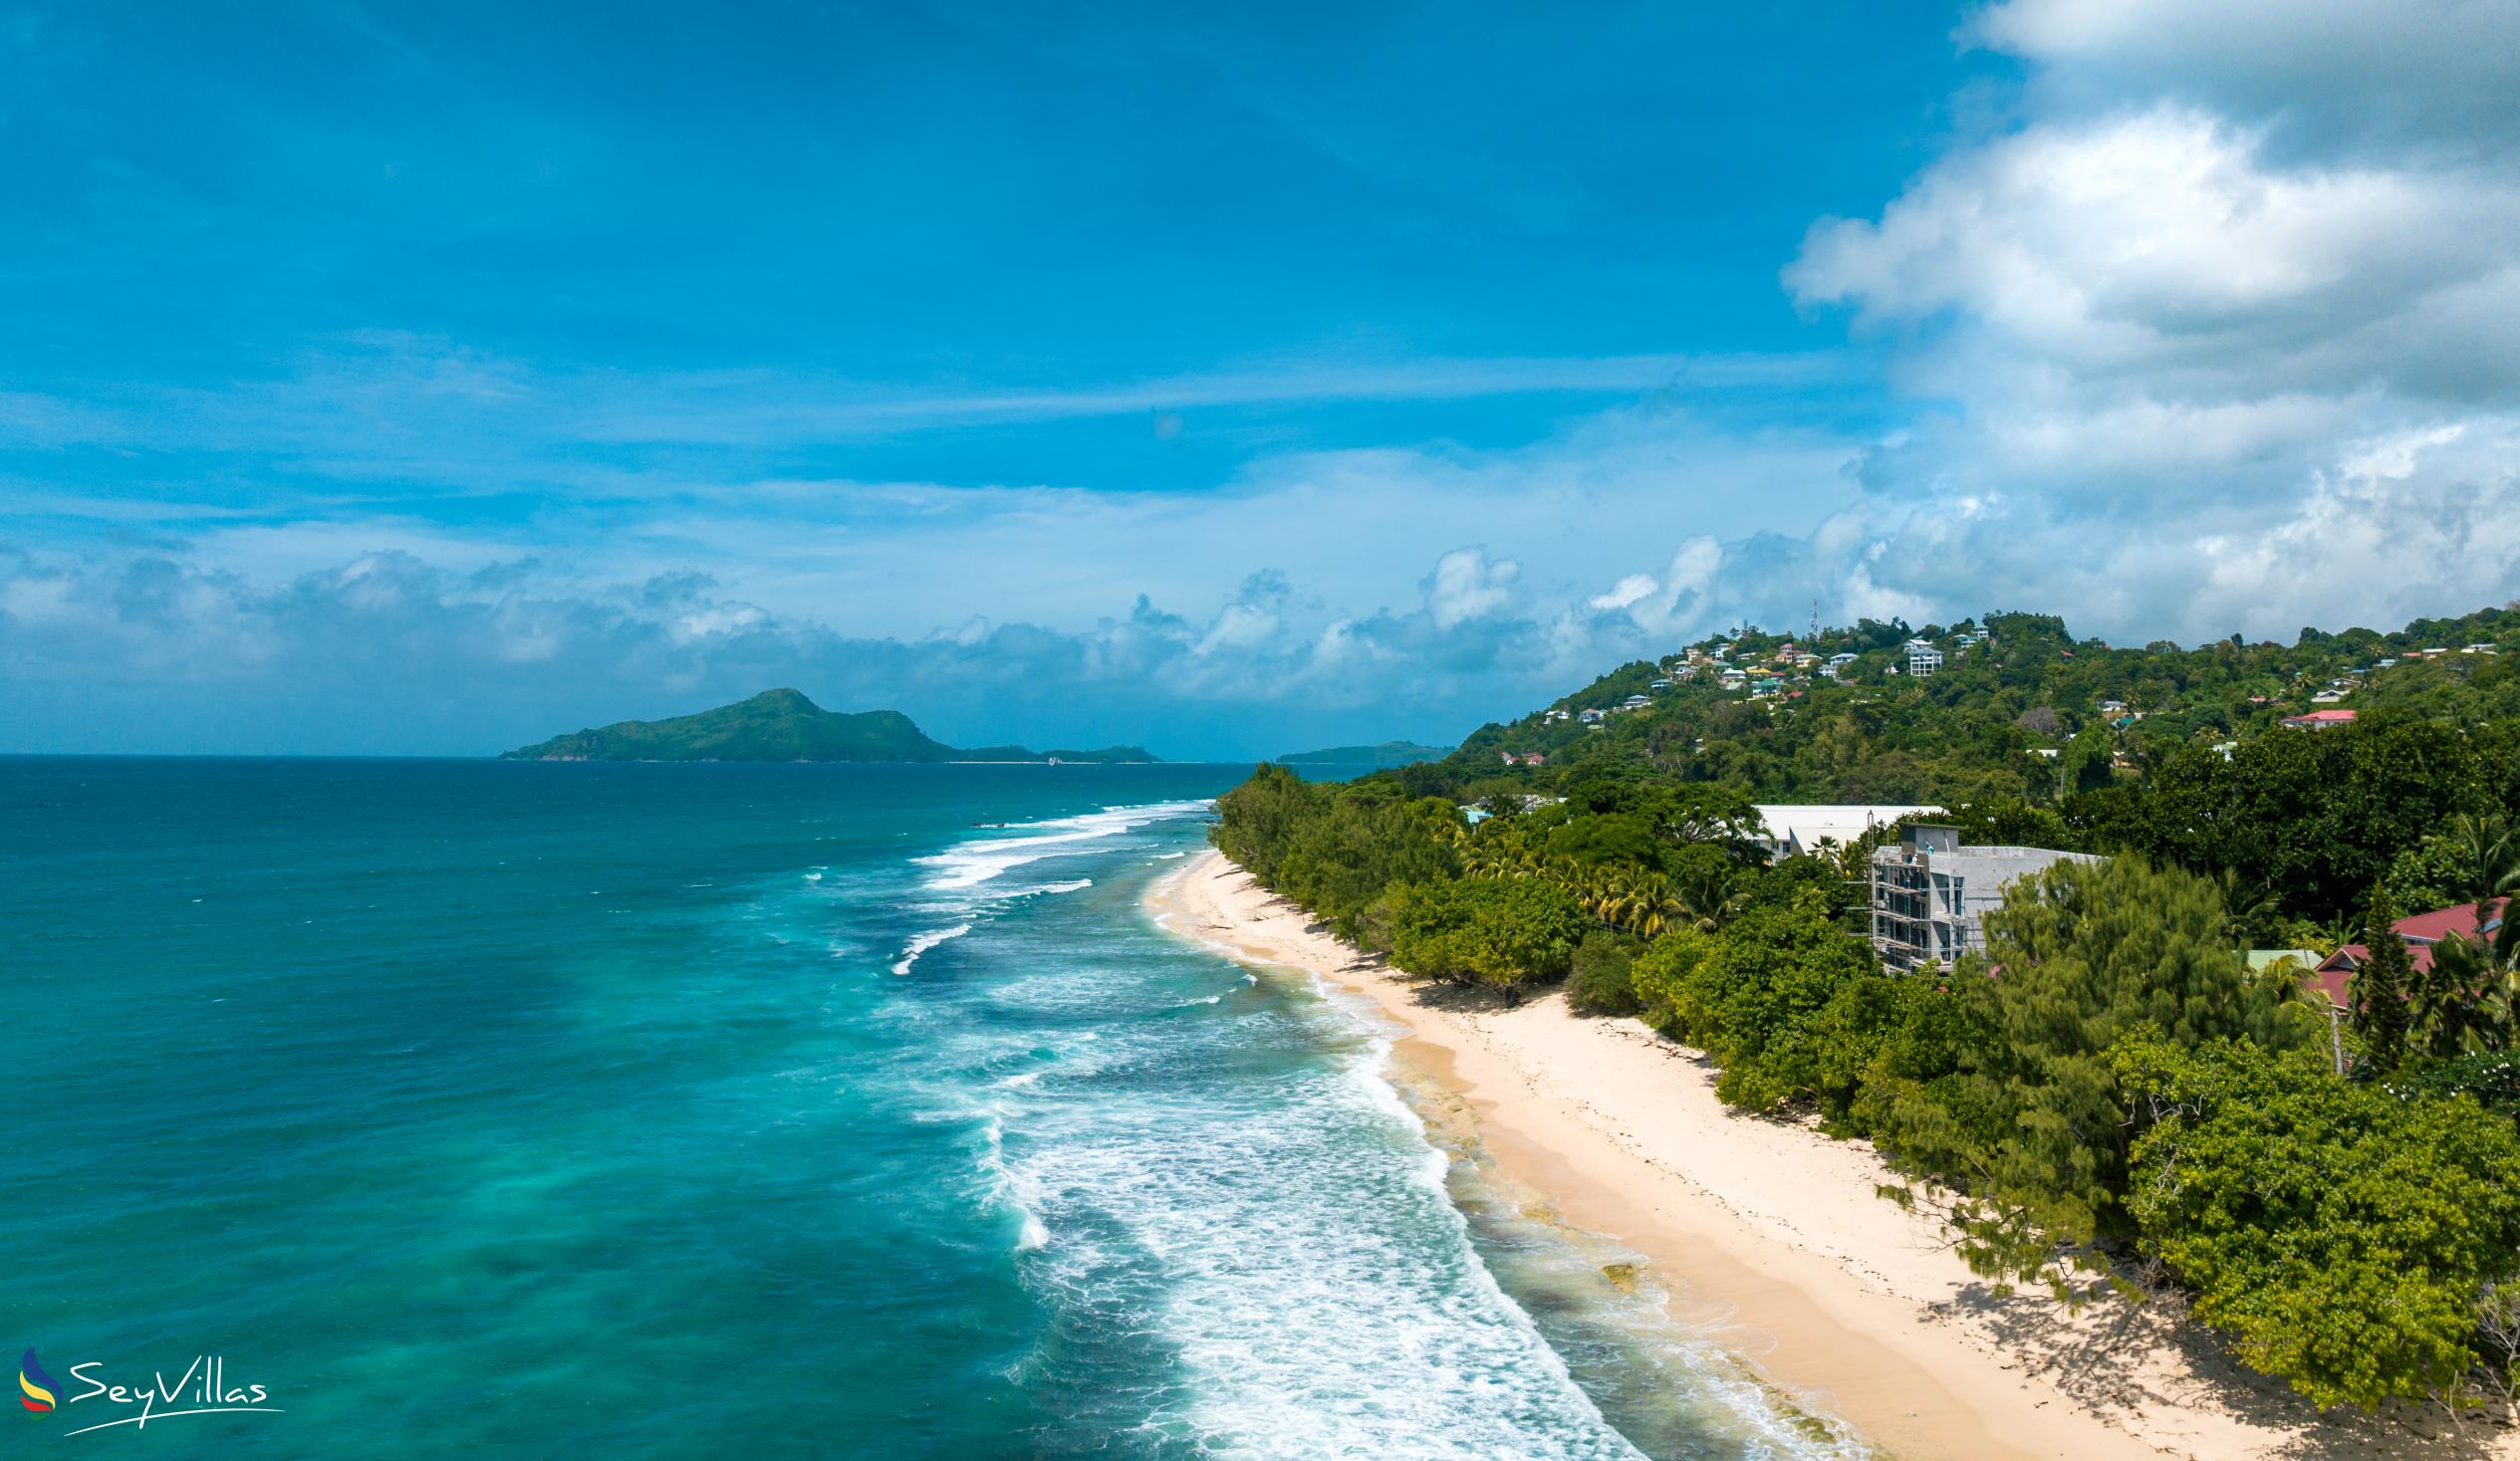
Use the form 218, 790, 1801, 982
1146, 849, 2516, 1461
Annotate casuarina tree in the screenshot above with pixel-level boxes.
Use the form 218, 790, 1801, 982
2351, 884, 2413, 1073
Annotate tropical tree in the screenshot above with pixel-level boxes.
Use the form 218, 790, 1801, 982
1669, 853, 1744, 933
1386, 877, 1591, 1001
2438, 810, 2520, 971
2116, 1033, 2520, 1413
2351, 885, 2414, 1074
1601, 871, 1679, 937
1877, 855, 2311, 1293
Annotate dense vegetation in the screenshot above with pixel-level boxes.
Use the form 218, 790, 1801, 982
1458, 604, 2520, 810
1210, 606, 2520, 1419
503, 688, 1155, 763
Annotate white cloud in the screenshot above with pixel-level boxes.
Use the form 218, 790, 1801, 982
1789, 106, 2520, 393
1968, 0, 2520, 155
1424, 548, 1520, 628
1769, 1, 2520, 638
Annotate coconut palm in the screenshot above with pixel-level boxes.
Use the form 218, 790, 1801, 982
2217, 870, 2282, 947
1601, 872, 1678, 937
2439, 811, 2520, 969
1671, 858, 1743, 934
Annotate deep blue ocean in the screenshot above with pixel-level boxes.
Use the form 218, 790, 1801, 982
1, 760, 1856, 1458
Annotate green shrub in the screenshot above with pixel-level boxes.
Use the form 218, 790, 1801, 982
1386, 877, 1591, 999
1566, 931, 1642, 1017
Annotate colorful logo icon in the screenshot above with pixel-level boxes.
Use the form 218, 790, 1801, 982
20, 1349, 57, 1414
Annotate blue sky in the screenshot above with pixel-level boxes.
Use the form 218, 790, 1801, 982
6, 1, 2518, 757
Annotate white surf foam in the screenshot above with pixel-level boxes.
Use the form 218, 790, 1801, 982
914, 800, 1211, 893
890, 921, 972, 976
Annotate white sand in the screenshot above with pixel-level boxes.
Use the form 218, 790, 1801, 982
1148, 851, 2517, 1460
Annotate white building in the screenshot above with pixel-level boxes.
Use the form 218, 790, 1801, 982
1820, 652, 1859, 679
1904, 638, 1942, 677
1753, 804, 1939, 861
1871, 826, 2097, 970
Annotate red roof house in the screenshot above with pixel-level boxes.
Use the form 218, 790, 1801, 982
2281, 708, 2358, 730
2307, 900, 2500, 1008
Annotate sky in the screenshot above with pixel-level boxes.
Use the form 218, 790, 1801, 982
5, 1, 2519, 758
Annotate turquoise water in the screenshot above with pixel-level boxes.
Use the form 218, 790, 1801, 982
2, 760, 1856, 1457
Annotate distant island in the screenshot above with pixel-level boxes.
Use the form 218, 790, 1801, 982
1274, 740, 1454, 769
502, 689, 1157, 764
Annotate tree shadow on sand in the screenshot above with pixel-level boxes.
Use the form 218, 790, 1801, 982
1931, 1232, 2516, 1457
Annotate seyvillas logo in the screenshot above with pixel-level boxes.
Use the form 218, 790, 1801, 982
19, 1351, 281, 1438
20, 1350, 56, 1413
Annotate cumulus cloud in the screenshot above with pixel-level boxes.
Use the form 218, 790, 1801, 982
0, 543, 1689, 757
1788, 105, 2520, 397
1767, 0, 2520, 635
1969, 0, 2520, 156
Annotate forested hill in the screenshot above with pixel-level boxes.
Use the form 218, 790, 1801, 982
1440, 605, 2520, 806
1212, 605, 2520, 1417
1275, 740, 1454, 769
502, 689, 1156, 764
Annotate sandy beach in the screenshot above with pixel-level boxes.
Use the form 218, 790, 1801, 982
1148, 850, 2520, 1461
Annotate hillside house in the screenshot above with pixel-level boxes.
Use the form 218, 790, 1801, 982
2304, 901, 2501, 1009
2284, 708, 2357, 729
1904, 639, 1942, 677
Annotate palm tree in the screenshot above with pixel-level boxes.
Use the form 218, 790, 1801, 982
1603, 872, 1678, 937
2421, 932, 2514, 1055
2439, 811, 2520, 969
2217, 870, 2281, 947
1462, 840, 1538, 881
1671, 859, 1743, 934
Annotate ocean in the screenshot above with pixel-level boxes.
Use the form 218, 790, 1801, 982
1, 759, 1856, 1458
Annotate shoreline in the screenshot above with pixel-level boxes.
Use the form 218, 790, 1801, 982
1146, 850, 2515, 1461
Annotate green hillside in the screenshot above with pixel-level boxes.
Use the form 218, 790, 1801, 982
1209, 601, 2520, 1414
502, 689, 1154, 764
1275, 740, 1454, 769
1443, 604, 2520, 806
